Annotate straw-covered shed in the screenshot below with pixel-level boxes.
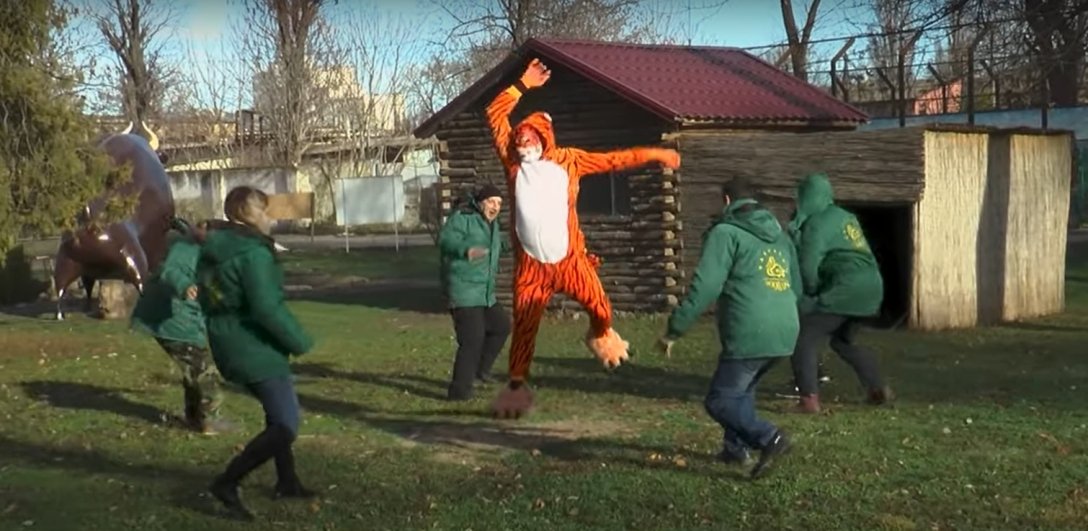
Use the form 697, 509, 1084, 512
681, 124, 1074, 330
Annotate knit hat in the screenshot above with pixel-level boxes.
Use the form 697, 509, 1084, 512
475, 183, 503, 202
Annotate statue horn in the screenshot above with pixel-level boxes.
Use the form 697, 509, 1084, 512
135, 120, 159, 151
120, 121, 134, 135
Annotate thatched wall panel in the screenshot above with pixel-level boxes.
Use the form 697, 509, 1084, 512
1002, 134, 1072, 321
911, 131, 989, 330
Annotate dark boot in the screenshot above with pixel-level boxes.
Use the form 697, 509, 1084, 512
183, 384, 206, 432
794, 394, 821, 414
867, 385, 895, 406
273, 444, 316, 500
208, 424, 290, 520
716, 448, 752, 466
750, 430, 792, 480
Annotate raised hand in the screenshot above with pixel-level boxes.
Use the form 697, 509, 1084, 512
520, 58, 551, 89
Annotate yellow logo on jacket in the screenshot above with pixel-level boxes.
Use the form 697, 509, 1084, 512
759, 249, 790, 292
843, 221, 868, 250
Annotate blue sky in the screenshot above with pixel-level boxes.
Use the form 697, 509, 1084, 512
171, 0, 872, 50
74, 0, 886, 112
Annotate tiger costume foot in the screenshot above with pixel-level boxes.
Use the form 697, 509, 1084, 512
586, 328, 630, 370
491, 381, 534, 419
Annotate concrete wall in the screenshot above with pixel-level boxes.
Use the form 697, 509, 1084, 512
165, 147, 440, 229
862, 106, 1088, 140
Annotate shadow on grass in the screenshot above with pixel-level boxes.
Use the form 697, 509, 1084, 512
0, 434, 226, 521
286, 283, 447, 314
531, 356, 712, 402
20, 380, 176, 426
996, 322, 1086, 333
294, 362, 449, 400
295, 393, 741, 479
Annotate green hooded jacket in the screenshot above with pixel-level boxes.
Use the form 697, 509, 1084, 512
438, 198, 510, 308
196, 223, 314, 385
130, 225, 207, 347
666, 199, 803, 359
788, 172, 884, 317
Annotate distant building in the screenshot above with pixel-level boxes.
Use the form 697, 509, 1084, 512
252, 65, 407, 134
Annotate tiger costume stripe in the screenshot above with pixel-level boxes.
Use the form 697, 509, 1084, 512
484, 58, 681, 418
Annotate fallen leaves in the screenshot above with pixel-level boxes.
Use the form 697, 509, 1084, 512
1038, 432, 1071, 456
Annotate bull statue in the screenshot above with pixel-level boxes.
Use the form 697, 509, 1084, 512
52, 121, 175, 320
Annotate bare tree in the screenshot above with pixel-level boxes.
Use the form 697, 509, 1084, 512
406, 55, 474, 124
239, 0, 337, 167
90, 0, 180, 128
311, 7, 430, 222
169, 38, 249, 162
433, 0, 677, 88
780, 0, 823, 82
1020, 0, 1088, 106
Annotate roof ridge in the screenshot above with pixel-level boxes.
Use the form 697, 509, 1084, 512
530, 37, 746, 53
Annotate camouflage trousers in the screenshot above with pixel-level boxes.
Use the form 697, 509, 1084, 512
155, 338, 223, 429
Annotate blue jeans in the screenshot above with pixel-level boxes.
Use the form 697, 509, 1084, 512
246, 375, 300, 440
704, 356, 781, 456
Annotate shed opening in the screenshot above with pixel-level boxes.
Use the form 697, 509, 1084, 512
843, 202, 913, 329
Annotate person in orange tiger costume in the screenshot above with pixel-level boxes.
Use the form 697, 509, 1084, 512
485, 58, 681, 418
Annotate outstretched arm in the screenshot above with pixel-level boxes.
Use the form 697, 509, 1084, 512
484, 86, 523, 166
484, 58, 552, 166
569, 147, 680, 179
665, 226, 734, 339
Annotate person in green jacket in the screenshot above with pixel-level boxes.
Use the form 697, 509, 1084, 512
656, 177, 801, 480
130, 216, 225, 434
198, 186, 316, 521
438, 184, 511, 401
787, 172, 893, 414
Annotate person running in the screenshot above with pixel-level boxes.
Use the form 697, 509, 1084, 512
198, 186, 316, 520
657, 177, 801, 479
130, 216, 228, 434
786, 172, 894, 414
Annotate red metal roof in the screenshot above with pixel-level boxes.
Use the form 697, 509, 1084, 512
413, 38, 869, 138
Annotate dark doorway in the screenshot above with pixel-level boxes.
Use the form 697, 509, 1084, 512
842, 202, 913, 329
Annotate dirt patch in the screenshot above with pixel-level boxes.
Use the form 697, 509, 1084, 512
394, 418, 634, 465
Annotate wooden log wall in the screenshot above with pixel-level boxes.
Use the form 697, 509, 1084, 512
676, 127, 928, 293
433, 64, 679, 313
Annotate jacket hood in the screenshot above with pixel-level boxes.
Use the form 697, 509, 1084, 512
789, 172, 835, 234
199, 222, 275, 265
720, 199, 783, 243
511, 111, 557, 159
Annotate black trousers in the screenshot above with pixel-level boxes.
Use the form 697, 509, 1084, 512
790, 313, 884, 396
448, 303, 511, 399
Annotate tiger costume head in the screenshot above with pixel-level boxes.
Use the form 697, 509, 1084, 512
512, 112, 555, 163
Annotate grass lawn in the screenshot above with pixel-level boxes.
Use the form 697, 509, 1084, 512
278, 245, 439, 283
0, 243, 1087, 530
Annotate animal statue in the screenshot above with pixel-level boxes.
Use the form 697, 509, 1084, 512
484, 58, 681, 418
52, 121, 175, 320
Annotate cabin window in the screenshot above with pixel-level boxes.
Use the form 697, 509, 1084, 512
577, 172, 631, 216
